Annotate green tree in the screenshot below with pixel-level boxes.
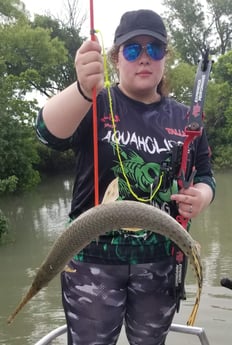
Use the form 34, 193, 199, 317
207, 0, 232, 54
204, 51, 232, 168
162, 0, 232, 63
2, 19, 68, 98
0, 209, 9, 244
0, 0, 87, 192
0, 9, 69, 191
0, 0, 26, 21
166, 49, 196, 104
31, 13, 85, 92
162, 0, 209, 64
0, 68, 40, 191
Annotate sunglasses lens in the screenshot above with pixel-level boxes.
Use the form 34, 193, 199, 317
147, 43, 166, 60
123, 44, 141, 62
122, 42, 166, 62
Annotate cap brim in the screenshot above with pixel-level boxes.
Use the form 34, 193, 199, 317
115, 29, 167, 45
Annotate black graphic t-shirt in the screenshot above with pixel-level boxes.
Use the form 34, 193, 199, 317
36, 85, 215, 264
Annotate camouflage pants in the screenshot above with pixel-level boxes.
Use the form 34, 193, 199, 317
61, 257, 176, 345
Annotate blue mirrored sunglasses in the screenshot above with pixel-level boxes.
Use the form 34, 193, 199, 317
122, 42, 167, 62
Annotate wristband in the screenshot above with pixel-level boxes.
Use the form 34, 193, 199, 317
76, 80, 92, 102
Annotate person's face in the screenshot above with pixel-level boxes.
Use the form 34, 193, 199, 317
117, 35, 166, 100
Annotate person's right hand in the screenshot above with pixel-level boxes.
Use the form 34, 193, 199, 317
75, 37, 104, 100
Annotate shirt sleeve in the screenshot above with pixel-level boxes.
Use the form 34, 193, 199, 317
194, 175, 216, 202
193, 128, 216, 201
35, 108, 73, 151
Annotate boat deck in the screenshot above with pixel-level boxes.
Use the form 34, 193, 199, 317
34, 323, 210, 345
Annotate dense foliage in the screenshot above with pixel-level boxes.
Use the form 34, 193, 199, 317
0, 209, 9, 244
0, 0, 232, 239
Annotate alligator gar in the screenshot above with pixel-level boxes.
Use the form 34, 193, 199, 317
7, 200, 202, 326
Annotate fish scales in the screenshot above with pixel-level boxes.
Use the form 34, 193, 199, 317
7, 200, 202, 325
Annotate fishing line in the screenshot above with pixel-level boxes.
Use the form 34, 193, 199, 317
187, 248, 202, 326
89, 0, 99, 206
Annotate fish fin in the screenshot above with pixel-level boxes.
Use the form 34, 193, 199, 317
63, 265, 76, 273
195, 241, 201, 255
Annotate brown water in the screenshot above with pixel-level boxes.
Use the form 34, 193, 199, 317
0, 171, 232, 345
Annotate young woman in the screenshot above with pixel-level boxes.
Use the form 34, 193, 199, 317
36, 9, 215, 345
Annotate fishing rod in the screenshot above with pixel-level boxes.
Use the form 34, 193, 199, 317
174, 48, 213, 321
90, 0, 99, 206
178, 48, 213, 190
174, 47, 213, 230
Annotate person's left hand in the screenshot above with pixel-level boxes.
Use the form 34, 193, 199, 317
171, 185, 207, 219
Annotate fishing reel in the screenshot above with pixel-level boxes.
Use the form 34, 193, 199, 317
158, 142, 184, 192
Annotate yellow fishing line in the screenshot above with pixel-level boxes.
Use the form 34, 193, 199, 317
187, 248, 203, 326
98, 30, 163, 203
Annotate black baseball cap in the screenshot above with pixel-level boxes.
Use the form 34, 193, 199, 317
114, 9, 167, 46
